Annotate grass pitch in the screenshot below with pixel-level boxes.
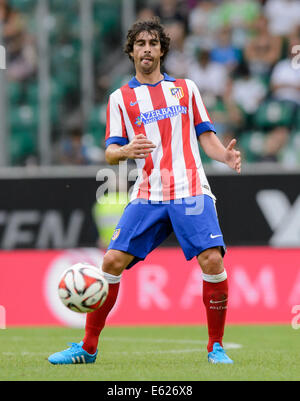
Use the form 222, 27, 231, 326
0, 325, 299, 381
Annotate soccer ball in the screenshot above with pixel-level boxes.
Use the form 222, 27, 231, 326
58, 263, 109, 313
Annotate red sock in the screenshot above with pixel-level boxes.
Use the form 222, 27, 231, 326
82, 282, 120, 354
203, 273, 228, 353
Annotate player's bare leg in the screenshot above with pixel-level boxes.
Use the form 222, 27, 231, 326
197, 247, 233, 363
102, 249, 135, 276
81, 250, 134, 355
197, 247, 224, 275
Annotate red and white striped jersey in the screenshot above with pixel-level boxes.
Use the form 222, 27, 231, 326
105, 73, 216, 202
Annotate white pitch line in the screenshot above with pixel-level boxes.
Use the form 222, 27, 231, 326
101, 337, 243, 349
102, 336, 208, 344
117, 348, 204, 356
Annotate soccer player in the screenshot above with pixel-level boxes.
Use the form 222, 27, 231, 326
48, 17, 241, 365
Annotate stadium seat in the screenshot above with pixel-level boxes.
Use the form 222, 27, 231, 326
25, 79, 65, 105
9, 101, 60, 165
8, 82, 24, 105
239, 131, 265, 162
50, 42, 80, 92
279, 130, 300, 167
10, 0, 35, 12
10, 102, 60, 131
295, 107, 300, 131
93, 0, 121, 37
86, 104, 106, 147
253, 100, 295, 130
10, 129, 37, 165
51, 44, 80, 82
10, 104, 38, 130
49, 0, 78, 13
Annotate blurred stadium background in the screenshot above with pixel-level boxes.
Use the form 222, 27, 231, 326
0, 0, 300, 329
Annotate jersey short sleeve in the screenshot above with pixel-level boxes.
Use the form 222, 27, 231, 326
189, 80, 216, 137
105, 91, 129, 148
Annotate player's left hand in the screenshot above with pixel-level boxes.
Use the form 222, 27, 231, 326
224, 139, 241, 174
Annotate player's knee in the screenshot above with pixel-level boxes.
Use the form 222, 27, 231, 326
197, 248, 223, 275
102, 251, 126, 276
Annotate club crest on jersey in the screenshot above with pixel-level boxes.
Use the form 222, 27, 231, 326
135, 115, 143, 127
170, 87, 184, 100
112, 228, 121, 240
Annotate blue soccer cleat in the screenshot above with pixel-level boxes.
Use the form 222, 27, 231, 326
48, 341, 98, 365
207, 342, 234, 364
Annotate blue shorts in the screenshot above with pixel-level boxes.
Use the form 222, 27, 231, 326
107, 194, 226, 269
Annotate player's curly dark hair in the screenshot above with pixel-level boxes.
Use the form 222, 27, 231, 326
124, 17, 171, 64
